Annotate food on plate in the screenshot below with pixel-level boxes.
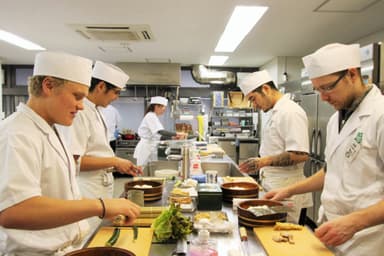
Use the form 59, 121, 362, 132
247, 205, 276, 217
194, 211, 227, 222
169, 196, 192, 204
171, 188, 190, 196
133, 184, 153, 189
273, 222, 303, 231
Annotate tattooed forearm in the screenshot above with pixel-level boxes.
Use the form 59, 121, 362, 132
269, 151, 308, 167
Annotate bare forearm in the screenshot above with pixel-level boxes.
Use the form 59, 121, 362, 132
79, 155, 116, 171
0, 196, 101, 230
262, 151, 309, 168
350, 200, 384, 232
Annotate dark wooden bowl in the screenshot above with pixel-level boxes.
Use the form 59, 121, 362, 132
220, 182, 259, 202
237, 199, 287, 227
124, 180, 163, 202
65, 247, 135, 256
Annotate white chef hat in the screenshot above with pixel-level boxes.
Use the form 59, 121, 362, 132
33, 51, 93, 86
239, 70, 273, 96
302, 43, 361, 79
92, 61, 130, 89
150, 96, 168, 106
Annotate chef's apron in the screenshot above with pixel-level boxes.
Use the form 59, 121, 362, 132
134, 138, 157, 167
260, 165, 313, 223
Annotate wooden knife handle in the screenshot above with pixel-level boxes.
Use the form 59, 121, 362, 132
239, 226, 248, 241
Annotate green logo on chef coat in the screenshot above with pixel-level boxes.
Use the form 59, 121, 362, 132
354, 132, 363, 144
345, 131, 363, 160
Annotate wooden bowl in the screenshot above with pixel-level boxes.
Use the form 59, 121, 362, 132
220, 182, 259, 203
65, 247, 135, 256
237, 199, 287, 227
124, 180, 163, 202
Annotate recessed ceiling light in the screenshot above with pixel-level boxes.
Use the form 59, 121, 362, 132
208, 55, 228, 66
0, 29, 45, 50
215, 6, 268, 53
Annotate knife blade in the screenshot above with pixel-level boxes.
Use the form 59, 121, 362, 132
239, 226, 250, 256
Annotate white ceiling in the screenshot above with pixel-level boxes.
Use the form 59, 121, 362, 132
0, 0, 383, 67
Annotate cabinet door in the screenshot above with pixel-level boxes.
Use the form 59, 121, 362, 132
218, 140, 236, 160
239, 142, 259, 162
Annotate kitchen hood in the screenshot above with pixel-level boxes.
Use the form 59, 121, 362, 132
116, 62, 181, 86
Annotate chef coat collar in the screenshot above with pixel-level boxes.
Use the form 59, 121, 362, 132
338, 85, 373, 132
18, 103, 57, 134
271, 94, 290, 113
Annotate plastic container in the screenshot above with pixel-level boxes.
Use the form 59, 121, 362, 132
188, 229, 218, 256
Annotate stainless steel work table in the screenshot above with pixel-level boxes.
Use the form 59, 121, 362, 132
106, 178, 267, 256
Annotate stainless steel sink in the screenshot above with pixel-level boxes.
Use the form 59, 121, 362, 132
145, 156, 245, 177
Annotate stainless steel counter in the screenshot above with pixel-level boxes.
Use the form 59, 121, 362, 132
109, 175, 267, 256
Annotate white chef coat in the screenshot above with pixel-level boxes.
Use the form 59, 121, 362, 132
259, 94, 313, 222
65, 98, 115, 200
133, 112, 163, 166
100, 104, 121, 142
0, 103, 89, 256
321, 85, 384, 256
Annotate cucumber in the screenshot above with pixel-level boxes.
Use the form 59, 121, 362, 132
105, 227, 120, 247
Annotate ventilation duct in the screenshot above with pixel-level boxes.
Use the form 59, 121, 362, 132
116, 62, 181, 86
191, 65, 236, 85
70, 24, 154, 41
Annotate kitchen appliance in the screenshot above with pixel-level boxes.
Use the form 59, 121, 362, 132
115, 139, 139, 177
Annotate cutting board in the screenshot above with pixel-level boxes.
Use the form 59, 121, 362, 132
254, 226, 334, 256
87, 227, 153, 256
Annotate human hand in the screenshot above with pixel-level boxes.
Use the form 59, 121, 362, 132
175, 132, 187, 140
114, 157, 143, 176
263, 188, 291, 201
315, 215, 359, 247
103, 198, 141, 226
239, 157, 261, 173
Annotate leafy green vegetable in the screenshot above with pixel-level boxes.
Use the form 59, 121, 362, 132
151, 203, 192, 242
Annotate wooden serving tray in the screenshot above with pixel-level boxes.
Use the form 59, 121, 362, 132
253, 226, 334, 256
87, 227, 153, 256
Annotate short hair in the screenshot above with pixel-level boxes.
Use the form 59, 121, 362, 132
28, 76, 65, 97
89, 77, 119, 93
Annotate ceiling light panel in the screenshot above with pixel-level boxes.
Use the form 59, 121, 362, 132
215, 6, 268, 53
0, 29, 45, 50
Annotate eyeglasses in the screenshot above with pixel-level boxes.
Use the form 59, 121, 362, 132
313, 70, 348, 94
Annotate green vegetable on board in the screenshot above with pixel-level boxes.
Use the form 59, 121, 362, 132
105, 227, 120, 247
151, 203, 193, 242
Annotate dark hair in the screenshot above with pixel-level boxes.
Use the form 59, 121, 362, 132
331, 68, 363, 83
251, 81, 278, 94
89, 77, 119, 92
145, 104, 163, 115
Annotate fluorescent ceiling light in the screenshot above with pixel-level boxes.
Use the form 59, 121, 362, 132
215, 6, 268, 52
208, 55, 228, 66
0, 29, 45, 50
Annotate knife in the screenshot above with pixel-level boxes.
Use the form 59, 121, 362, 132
239, 226, 250, 256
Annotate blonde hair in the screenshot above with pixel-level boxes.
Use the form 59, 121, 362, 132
28, 76, 65, 97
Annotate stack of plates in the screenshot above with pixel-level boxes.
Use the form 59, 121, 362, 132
237, 199, 287, 228
124, 180, 163, 202
220, 182, 259, 203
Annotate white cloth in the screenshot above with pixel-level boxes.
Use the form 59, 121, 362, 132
134, 112, 163, 166
259, 94, 312, 222
150, 96, 168, 106
0, 103, 89, 255
321, 85, 384, 256
33, 51, 92, 86
63, 98, 115, 200
92, 61, 129, 89
239, 70, 273, 96
100, 105, 121, 142
302, 43, 361, 79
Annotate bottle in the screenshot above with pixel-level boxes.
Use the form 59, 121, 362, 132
190, 153, 202, 175
188, 229, 218, 256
